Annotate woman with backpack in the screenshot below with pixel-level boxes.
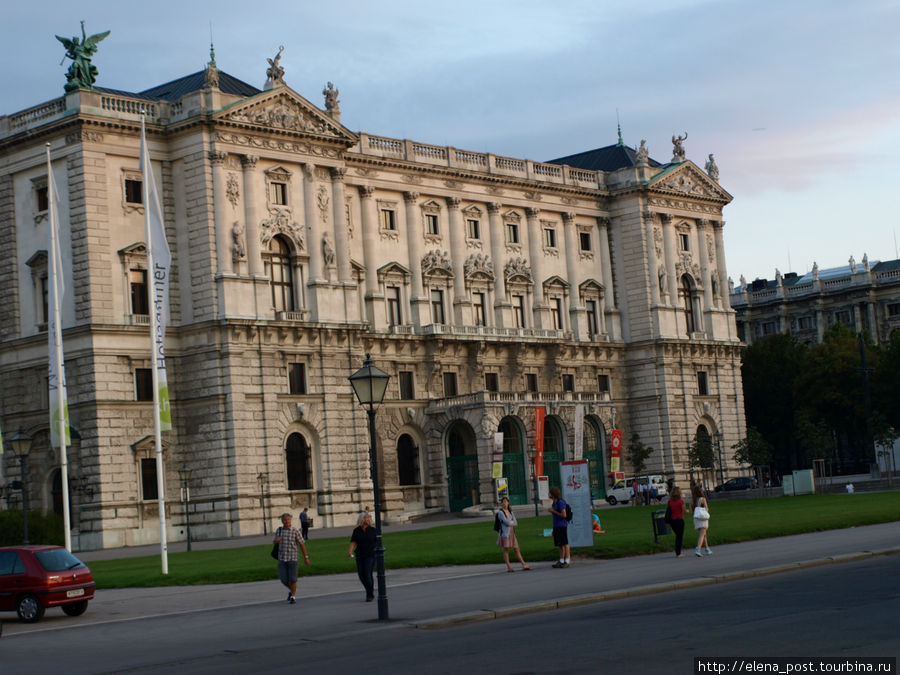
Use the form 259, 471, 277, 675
496, 497, 531, 572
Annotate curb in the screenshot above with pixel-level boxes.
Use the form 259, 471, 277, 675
412, 547, 900, 629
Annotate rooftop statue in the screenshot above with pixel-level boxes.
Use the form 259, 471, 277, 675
56, 21, 110, 92
265, 46, 285, 89
671, 132, 688, 162
705, 153, 719, 181
635, 139, 649, 165
323, 82, 340, 114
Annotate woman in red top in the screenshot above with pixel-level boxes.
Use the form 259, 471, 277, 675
668, 487, 686, 557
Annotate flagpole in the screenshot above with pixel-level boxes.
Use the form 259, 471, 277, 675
47, 143, 72, 553
141, 115, 168, 575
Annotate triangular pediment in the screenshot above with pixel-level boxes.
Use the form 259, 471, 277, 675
647, 162, 732, 203
216, 87, 358, 147
543, 274, 570, 291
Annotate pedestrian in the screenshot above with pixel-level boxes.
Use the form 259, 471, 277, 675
651, 483, 659, 504
631, 478, 640, 506
691, 485, 711, 556
548, 487, 570, 568
299, 507, 310, 540
348, 512, 377, 601
667, 487, 686, 557
273, 513, 310, 604
496, 497, 531, 572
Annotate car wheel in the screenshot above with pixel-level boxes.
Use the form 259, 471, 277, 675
16, 594, 45, 623
607, 496, 617, 506
62, 600, 89, 617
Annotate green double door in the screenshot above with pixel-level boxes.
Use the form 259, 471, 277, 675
447, 455, 479, 512
584, 450, 607, 500
542, 451, 563, 492
502, 453, 528, 505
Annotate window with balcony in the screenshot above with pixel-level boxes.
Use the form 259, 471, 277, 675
484, 372, 499, 392
473, 292, 486, 326
513, 295, 526, 328
562, 374, 575, 392
586, 299, 599, 337
130, 269, 149, 316
597, 374, 610, 395
387, 286, 402, 326
525, 373, 538, 392
550, 297, 563, 330
443, 372, 458, 397
431, 289, 445, 324
265, 235, 296, 312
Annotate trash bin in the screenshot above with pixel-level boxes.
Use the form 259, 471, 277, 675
652, 509, 670, 542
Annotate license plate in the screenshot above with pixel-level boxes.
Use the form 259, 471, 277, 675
67, 588, 85, 598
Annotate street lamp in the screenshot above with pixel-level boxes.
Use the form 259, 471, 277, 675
10, 428, 33, 545
527, 445, 540, 517
177, 465, 192, 552
257, 472, 269, 535
714, 431, 724, 489
349, 353, 391, 621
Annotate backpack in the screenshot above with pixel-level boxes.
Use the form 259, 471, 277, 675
664, 505, 673, 525
565, 503, 573, 523
493, 512, 502, 532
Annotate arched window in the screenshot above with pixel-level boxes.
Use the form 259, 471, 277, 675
285, 432, 312, 490
266, 235, 295, 312
397, 434, 420, 486
681, 274, 699, 335
500, 418, 523, 454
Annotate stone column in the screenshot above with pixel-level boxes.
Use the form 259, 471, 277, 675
240, 155, 262, 277
697, 219, 714, 332
302, 164, 323, 284
357, 186, 379, 324
644, 212, 661, 307
525, 207, 545, 328
403, 191, 427, 326
562, 212, 580, 337
598, 217, 616, 310
210, 151, 232, 276
330, 168, 351, 284
446, 197, 468, 325
487, 202, 506, 327
661, 213, 678, 305
713, 221, 730, 311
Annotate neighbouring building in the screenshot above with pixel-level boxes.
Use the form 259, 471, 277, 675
0, 42, 745, 550
730, 257, 900, 346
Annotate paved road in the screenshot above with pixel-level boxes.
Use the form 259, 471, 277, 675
1, 522, 897, 673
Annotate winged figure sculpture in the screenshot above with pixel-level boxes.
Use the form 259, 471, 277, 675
56, 21, 110, 92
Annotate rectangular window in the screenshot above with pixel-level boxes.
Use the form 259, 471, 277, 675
387, 286, 402, 326
798, 316, 814, 330
543, 227, 557, 248
679, 233, 690, 251
141, 458, 158, 501
562, 373, 575, 392
525, 373, 538, 392
288, 363, 307, 395
443, 372, 458, 397
473, 292, 486, 326
888, 303, 900, 317
380, 209, 396, 230
425, 213, 439, 235
431, 289, 445, 324
513, 295, 526, 328
135, 368, 153, 401
269, 182, 287, 206
834, 310, 852, 326
597, 374, 610, 394
399, 371, 415, 400
763, 321, 776, 335
466, 219, 480, 239
129, 269, 149, 315
579, 232, 592, 252
586, 300, 599, 337
550, 298, 563, 330
125, 179, 143, 205
697, 371, 709, 396
506, 222, 519, 244
484, 372, 499, 392
36, 185, 49, 212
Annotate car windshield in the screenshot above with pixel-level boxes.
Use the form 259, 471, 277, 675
34, 548, 87, 572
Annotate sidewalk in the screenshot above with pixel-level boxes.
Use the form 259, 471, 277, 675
7, 521, 898, 638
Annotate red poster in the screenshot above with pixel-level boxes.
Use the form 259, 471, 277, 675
610, 429, 622, 458
535, 407, 545, 477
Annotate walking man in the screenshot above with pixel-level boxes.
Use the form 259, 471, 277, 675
274, 513, 309, 604
299, 507, 310, 540
548, 487, 570, 568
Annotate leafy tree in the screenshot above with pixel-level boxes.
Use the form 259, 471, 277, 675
731, 426, 774, 467
794, 411, 832, 463
688, 430, 716, 470
625, 433, 653, 475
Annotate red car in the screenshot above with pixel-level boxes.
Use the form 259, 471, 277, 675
0, 545, 96, 622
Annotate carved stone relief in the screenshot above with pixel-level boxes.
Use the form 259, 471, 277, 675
232, 222, 246, 261
260, 209, 304, 249
504, 257, 532, 282
226, 173, 240, 208
422, 250, 452, 277
464, 253, 494, 280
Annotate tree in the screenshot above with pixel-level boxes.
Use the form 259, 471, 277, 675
625, 433, 653, 475
732, 426, 774, 467
688, 430, 716, 471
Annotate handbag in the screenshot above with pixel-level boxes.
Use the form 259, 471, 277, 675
692, 506, 710, 527
271, 527, 281, 559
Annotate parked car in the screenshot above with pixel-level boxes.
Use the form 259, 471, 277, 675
0, 545, 95, 623
605, 475, 668, 505
714, 476, 758, 492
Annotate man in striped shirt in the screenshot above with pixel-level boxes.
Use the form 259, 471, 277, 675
274, 513, 310, 604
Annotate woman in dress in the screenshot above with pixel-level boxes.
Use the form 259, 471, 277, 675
691, 484, 711, 556
667, 487, 686, 557
497, 497, 531, 572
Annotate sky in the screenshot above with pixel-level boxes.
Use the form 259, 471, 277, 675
4, 0, 900, 281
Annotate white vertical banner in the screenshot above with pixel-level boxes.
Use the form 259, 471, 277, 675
141, 117, 171, 574
573, 404, 585, 460
561, 460, 592, 548
47, 144, 72, 552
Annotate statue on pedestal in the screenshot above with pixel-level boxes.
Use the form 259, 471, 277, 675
671, 132, 688, 162
705, 153, 719, 181
323, 82, 340, 115
265, 46, 285, 88
56, 22, 110, 92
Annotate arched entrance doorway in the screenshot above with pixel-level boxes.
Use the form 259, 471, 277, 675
446, 420, 479, 511
499, 417, 527, 505
542, 415, 566, 490
396, 434, 420, 486
583, 417, 607, 500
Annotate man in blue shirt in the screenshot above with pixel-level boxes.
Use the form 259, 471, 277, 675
548, 487, 570, 568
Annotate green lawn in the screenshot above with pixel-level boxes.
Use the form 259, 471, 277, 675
87, 492, 900, 589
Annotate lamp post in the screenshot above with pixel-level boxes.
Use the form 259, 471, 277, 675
715, 432, 725, 489
527, 445, 540, 516
349, 353, 391, 621
177, 465, 192, 552
257, 472, 268, 535
10, 428, 33, 545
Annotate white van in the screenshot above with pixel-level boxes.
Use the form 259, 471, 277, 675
605, 475, 668, 505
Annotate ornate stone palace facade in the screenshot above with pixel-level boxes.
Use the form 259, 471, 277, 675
0, 51, 744, 549
730, 257, 900, 346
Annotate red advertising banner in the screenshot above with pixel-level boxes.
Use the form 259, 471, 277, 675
534, 407, 546, 477
610, 429, 622, 474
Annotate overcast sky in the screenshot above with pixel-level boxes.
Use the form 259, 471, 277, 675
5, 0, 900, 281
